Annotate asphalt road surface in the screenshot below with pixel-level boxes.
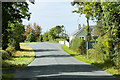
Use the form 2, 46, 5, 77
13, 42, 117, 80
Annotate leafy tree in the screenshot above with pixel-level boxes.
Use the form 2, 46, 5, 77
48, 25, 65, 40
27, 32, 36, 42
34, 23, 42, 40
2, 2, 31, 50
25, 23, 42, 41
43, 32, 49, 41
25, 24, 34, 38
55, 25, 64, 37
39, 35, 43, 42
93, 23, 104, 36
49, 27, 56, 40
72, 2, 95, 41
72, 1, 120, 65
8, 23, 25, 50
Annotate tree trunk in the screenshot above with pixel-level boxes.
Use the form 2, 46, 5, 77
15, 42, 20, 50
86, 18, 91, 41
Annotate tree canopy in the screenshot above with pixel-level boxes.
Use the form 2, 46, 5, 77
2, 2, 31, 50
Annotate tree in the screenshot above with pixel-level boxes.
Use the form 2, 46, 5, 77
2, 2, 31, 50
72, 2, 95, 41
49, 27, 56, 40
43, 32, 49, 41
72, 1, 120, 65
55, 25, 64, 37
27, 32, 36, 42
93, 23, 104, 36
25, 23, 42, 41
33, 23, 42, 40
8, 23, 25, 50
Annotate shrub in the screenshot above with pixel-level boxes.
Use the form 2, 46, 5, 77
5, 46, 16, 56
43, 32, 49, 41
2, 50, 10, 60
88, 49, 104, 61
39, 35, 43, 42
70, 37, 86, 54
27, 33, 36, 42
48, 35, 53, 41
93, 35, 113, 60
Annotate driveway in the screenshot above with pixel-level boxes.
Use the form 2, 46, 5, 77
13, 42, 117, 80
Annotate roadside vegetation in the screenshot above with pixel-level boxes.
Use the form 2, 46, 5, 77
61, 45, 120, 80
2, 44, 36, 79
70, 2, 120, 79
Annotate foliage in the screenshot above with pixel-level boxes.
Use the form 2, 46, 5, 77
27, 32, 36, 42
42, 25, 67, 42
72, 2, 95, 41
39, 35, 43, 42
72, 1, 120, 67
2, 2, 31, 50
33, 23, 42, 40
2, 50, 10, 60
2, 44, 35, 68
8, 23, 25, 50
25, 23, 42, 41
49, 27, 56, 40
6, 46, 16, 57
55, 25, 64, 37
43, 32, 49, 41
93, 23, 104, 36
70, 37, 86, 54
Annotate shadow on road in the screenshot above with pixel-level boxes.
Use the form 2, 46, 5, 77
13, 64, 118, 80
35, 55, 71, 58
20, 49, 59, 52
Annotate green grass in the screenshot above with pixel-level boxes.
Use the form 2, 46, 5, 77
2, 44, 36, 79
2, 74, 14, 80
61, 45, 120, 80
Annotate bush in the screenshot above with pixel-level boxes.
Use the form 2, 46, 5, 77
27, 33, 36, 42
39, 35, 43, 42
43, 32, 49, 41
70, 37, 86, 54
2, 50, 10, 60
88, 49, 104, 61
93, 35, 111, 60
6, 46, 16, 56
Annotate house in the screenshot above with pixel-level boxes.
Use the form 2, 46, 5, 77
69, 24, 95, 42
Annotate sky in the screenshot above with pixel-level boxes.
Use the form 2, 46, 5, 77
22, 0, 96, 35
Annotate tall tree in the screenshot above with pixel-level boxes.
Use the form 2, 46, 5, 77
72, 2, 94, 41
33, 23, 42, 40
55, 25, 64, 37
2, 2, 31, 50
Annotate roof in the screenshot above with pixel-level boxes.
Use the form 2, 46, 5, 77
69, 25, 95, 37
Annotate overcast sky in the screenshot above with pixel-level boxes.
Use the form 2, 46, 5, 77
22, 0, 96, 35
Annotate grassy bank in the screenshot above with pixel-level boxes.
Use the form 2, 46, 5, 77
61, 45, 120, 80
2, 44, 36, 80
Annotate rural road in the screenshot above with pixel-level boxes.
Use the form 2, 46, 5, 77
13, 42, 117, 80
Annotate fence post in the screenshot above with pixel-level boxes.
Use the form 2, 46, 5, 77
86, 41, 88, 58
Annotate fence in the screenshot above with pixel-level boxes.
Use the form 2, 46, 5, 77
59, 40, 70, 47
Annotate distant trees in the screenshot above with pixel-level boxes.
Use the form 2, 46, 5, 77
25, 23, 42, 42
42, 25, 68, 42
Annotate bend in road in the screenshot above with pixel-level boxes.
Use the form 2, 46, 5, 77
13, 42, 117, 80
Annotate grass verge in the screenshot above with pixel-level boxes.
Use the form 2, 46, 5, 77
61, 45, 120, 80
2, 43, 36, 80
